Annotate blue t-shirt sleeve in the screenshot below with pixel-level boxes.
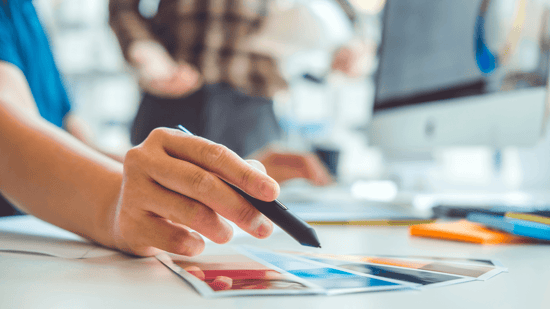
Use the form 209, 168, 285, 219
0, 3, 72, 128
0, 18, 24, 71
57, 73, 72, 122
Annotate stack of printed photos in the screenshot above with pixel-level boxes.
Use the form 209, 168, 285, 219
156, 246, 506, 298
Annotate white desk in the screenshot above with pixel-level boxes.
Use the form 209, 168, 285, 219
1, 215, 549, 309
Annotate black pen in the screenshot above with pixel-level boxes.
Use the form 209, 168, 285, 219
177, 125, 321, 248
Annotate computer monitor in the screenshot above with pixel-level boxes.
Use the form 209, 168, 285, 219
368, 0, 550, 152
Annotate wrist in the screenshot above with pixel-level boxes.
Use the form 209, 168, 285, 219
91, 169, 125, 251
129, 41, 177, 82
128, 41, 167, 64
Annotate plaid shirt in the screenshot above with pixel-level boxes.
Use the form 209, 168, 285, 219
109, 0, 358, 98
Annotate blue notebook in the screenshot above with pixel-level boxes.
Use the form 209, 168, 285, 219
467, 213, 550, 241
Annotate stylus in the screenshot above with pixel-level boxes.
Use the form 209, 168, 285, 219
176, 125, 321, 248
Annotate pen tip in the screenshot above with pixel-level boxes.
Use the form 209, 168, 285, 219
301, 241, 322, 248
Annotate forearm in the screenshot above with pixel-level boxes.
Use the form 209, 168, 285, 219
109, 0, 158, 61
0, 60, 281, 257
0, 71, 123, 249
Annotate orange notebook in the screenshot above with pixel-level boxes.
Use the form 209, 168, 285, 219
409, 220, 532, 244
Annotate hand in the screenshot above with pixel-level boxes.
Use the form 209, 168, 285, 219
112, 128, 280, 257
331, 41, 373, 78
129, 41, 202, 98
252, 148, 333, 186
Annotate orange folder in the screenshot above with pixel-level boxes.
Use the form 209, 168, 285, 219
409, 220, 533, 244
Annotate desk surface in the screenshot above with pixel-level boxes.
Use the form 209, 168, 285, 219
1, 219, 549, 309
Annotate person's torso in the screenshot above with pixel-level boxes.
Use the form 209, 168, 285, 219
151, 0, 287, 98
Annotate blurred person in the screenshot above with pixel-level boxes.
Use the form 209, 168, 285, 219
0, 0, 279, 256
109, 0, 368, 185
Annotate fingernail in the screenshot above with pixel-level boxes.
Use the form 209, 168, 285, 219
217, 223, 233, 244
247, 160, 267, 174
260, 180, 277, 198
255, 216, 273, 238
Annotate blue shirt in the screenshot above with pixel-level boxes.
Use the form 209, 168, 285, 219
0, 0, 70, 128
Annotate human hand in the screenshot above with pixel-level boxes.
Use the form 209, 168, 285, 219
129, 41, 202, 98
112, 128, 279, 257
252, 148, 333, 186
331, 41, 373, 78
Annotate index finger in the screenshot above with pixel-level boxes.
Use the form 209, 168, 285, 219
161, 128, 280, 201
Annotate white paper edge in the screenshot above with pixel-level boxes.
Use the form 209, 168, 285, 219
286, 252, 508, 281
367, 254, 508, 270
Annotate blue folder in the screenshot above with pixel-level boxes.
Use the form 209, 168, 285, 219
467, 213, 550, 241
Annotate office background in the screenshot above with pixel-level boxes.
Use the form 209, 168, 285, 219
32, 0, 550, 199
